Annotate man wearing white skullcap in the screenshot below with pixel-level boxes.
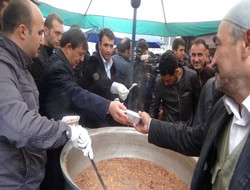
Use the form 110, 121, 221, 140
133, 0, 250, 189
191, 0, 250, 189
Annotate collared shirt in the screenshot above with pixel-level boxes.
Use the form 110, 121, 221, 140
224, 95, 250, 154
100, 53, 113, 79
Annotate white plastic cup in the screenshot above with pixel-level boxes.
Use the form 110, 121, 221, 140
62, 115, 80, 126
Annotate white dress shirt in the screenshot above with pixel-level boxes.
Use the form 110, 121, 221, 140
224, 95, 250, 154
100, 53, 113, 79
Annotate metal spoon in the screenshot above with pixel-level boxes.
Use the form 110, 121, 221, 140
128, 83, 137, 91
114, 83, 137, 102
88, 155, 107, 190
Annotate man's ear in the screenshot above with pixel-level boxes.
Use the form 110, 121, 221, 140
44, 26, 49, 36
175, 67, 180, 75
242, 29, 250, 58
18, 24, 29, 40
65, 43, 72, 54
246, 29, 250, 45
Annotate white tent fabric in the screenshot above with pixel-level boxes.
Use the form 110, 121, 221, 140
38, 0, 240, 37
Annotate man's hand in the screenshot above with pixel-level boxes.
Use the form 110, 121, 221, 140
108, 101, 132, 126
67, 125, 93, 159
133, 111, 152, 134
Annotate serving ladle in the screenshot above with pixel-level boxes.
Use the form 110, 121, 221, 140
88, 155, 107, 190
114, 83, 138, 102
128, 83, 137, 92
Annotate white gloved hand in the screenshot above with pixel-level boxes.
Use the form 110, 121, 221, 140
67, 125, 94, 159
111, 82, 129, 101
117, 84, 129, 101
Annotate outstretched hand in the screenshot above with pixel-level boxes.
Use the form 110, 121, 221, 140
108, 101, 132, 126
133, 111, 152, 134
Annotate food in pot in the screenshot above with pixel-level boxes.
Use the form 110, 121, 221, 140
74, 157, 189, 190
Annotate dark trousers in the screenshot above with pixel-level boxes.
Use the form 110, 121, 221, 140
40, 147, 65, 190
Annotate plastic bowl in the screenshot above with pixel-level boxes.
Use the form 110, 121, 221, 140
62, 115, 80, 126
125, 110, 141, 124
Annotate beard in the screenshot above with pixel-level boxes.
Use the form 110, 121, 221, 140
215, 73, 246, 96
215, 74, 228, 94
169, 75, 179, 87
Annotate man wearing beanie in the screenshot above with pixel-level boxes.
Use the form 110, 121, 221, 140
192, 1, 250, 189
133, 0, 250, 189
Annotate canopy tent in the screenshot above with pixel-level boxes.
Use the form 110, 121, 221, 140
37, 0, 239, 37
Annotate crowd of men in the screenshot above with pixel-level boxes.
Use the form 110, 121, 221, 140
1, 0, 250, 190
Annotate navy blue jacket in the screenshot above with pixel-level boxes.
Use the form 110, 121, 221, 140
39, 49, 111, 123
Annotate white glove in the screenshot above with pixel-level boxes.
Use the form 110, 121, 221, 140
67, 125, 94, 159
117, 84, 129, 101
111, 82, 129, 101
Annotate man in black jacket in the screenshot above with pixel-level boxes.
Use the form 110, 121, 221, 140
29, 13, 64, 91
171, 38, 187, 66
79, 28, 130, 127
134, 1, 250, 189
39, 28, 131, 190
187, 38, 215, 89
149, 50, 201, 125
78, 28, 129, 102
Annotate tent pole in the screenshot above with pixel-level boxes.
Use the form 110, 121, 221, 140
129, 0, 141, 109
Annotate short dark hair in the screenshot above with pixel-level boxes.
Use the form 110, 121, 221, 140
2, 0, 32, 34
99, 28, 115, 43
44, 13, 63, 29
191, 38, 208, 49
60, 28, 88, 50
159, 50, 179, 76
117, 37, 131, 53
172, 38, 185, 51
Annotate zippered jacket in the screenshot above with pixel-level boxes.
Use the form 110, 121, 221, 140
0, 35, 69, 190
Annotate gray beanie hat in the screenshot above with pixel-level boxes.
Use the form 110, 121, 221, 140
224, 0, 250, 29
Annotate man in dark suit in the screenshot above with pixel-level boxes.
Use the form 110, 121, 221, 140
80, 28, 129, 102
133, 1, 250, 189
39, 28, 131, 190
79, 28, 129, 126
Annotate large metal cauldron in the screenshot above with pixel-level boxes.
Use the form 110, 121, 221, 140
60, 127, 197, 190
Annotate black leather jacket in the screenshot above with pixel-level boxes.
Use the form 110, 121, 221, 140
192, 77, 224, 125
149, 66, 201, 125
